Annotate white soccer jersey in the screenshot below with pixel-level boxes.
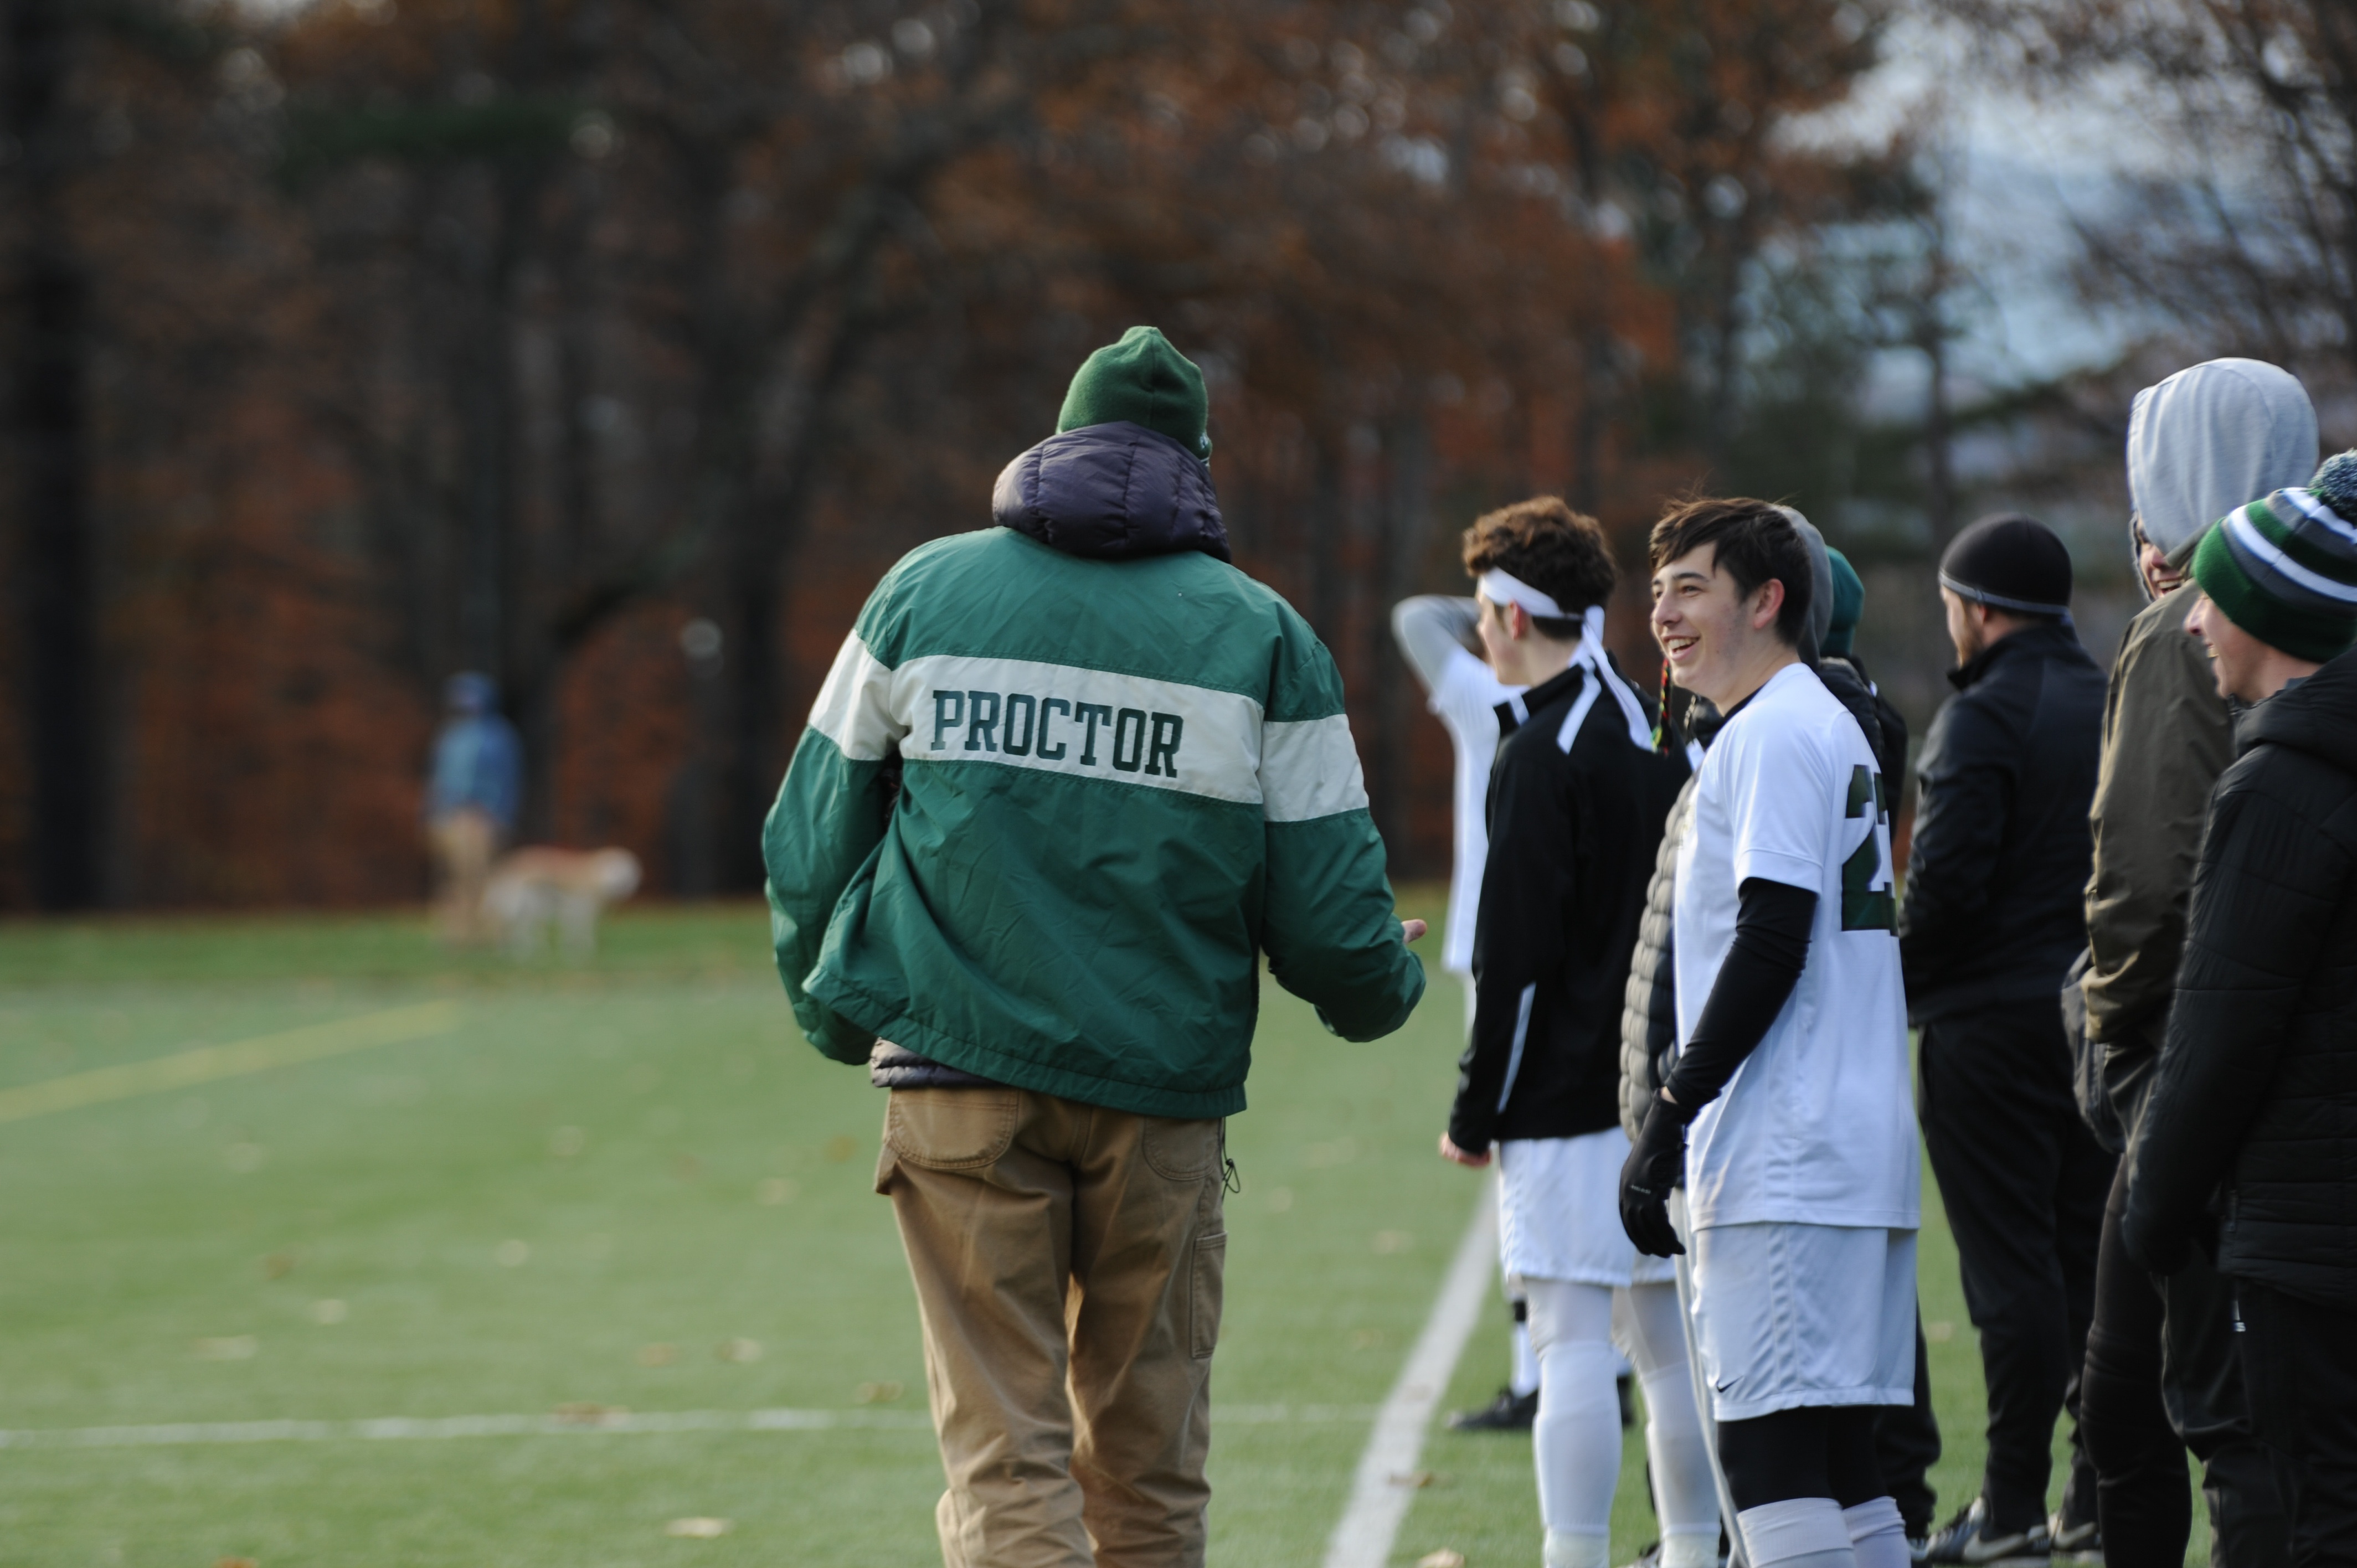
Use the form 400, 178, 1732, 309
1426, 647, 1524, 977
1671, 662, 1919, 1231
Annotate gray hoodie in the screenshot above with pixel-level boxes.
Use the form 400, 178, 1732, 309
2086, 359, 2318, 1054
2126, 358, 2318, 572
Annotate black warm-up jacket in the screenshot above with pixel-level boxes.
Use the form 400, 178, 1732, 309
1448, 662, 1686, 1154
2123, 651, 2357, 1307
1900, 623, 2104, 1024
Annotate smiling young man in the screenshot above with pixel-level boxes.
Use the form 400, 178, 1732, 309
1620, 498, 1919, 1568
1434, 498, 1711, 1568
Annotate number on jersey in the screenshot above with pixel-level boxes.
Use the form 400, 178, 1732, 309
1841, 765, 1896, 932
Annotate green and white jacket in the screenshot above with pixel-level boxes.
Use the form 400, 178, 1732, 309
762, 423, 1424, 1118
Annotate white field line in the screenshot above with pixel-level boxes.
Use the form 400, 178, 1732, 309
0, 1000, 464, 1125
0, 1402, 1377, 1450
1322, 1185, 1499, 1568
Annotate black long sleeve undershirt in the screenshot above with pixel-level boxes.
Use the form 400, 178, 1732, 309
1661, 878, 1816, 1112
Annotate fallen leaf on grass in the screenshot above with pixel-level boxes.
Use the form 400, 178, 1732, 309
553, 1402, 629, 1426
665, 1518, 731, 1539
1925, 1321, 1955, 1342
193, 1336, 258, 1361
856, 1380, 904, 1404
215, 1557, 259, 1567
260, 1252, 295, 1280
1390, 1469, 1436, 1489
637, 1343, 677, 1367
716, 1338, 763, 1364
1418, 1551, 1466, 1568
822, 1134, 857, 1163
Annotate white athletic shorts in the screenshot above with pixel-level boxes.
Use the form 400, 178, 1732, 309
1496, 1129, 1675, 1288
1687, 1221, 1916, 1421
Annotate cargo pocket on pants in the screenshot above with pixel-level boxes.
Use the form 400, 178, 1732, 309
1190, 1231, 1227, 1360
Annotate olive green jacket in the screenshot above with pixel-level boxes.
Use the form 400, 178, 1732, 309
2082, 583, 2234, 1044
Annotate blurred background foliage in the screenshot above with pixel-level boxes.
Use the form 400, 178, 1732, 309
5, 0, 2355, 909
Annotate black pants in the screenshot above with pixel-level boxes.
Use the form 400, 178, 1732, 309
2240, 1281, 2357, 1566
1920, 1000, 2116, 1533
1875, 1314, 1943, 1535
2082, 1158, 2289, 1567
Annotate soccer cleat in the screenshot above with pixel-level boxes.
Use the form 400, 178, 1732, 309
1618, 1370, 1636, 1428
1916, 1498, 2050, 1565
1444, 1385, 1537, 1431
2046, 1512, 2100, 1566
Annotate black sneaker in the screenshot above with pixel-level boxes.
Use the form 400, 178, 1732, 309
1917, 1499, 2049, 1565
1445, 1385, 1537, 1431
2046, 1512, 2099, 1566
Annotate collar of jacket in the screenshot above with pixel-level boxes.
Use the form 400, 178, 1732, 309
1519, 662, 1589, 714
1945, 620, 2088, 692
2236, 644, 2357, 771
991, 421, 1232, 564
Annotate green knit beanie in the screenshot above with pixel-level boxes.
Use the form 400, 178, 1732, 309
1057, 326, 1212, 461
1823, 546, 1866, 657
2190, 451, 2357, 663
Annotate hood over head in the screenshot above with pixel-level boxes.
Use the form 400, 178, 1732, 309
2239, 645, 2357, 776
1778, 506, 1836, 659
2128, 358, 2317, 571
992, 422, 1232, 564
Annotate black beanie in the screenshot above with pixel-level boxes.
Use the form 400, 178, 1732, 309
1939, 512, 2072, 616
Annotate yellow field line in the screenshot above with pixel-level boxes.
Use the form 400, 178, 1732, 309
0, 1000, 464, 1125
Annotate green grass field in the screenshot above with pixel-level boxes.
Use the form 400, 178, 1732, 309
0, 895, 2134, 1566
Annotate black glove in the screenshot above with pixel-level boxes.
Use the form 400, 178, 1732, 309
1619, 1094, 1694, 1257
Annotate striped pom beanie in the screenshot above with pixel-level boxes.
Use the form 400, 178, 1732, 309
2191, 450, 2357, 663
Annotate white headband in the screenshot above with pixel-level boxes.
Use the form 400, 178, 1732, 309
1479, 568, 1568, 621
1480, 567, 1652, 750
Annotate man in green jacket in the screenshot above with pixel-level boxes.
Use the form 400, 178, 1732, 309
2078, 357, 2312, 1567
763, 327, 1426, 1568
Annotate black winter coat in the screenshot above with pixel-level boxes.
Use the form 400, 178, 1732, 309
1900, 624, 2104, 1023
2122, 650, 2357, 1307
1450, 662, 1686, 1153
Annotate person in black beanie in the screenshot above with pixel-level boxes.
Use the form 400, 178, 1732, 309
1907, 514, 2117, 1562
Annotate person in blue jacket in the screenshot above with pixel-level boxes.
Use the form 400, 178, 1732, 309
424, 671, 521, 945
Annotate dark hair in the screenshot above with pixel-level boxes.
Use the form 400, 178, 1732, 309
1646, 497, 1812, 647
1461, 496, 1617, 638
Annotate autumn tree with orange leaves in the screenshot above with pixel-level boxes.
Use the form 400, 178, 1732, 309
0, 0, 1907, 907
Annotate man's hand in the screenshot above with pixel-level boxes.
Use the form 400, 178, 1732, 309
1618, 1093, 1693, 1256
1438, 1132, 1491, 1168
1401, 919, 1428, 942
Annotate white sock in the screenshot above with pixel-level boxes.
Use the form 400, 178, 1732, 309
1660, 1531, 1719, 1568
1636, 1366, 1719, 1551
1534, 1338, 1623, 1537
1738, 1497, 1855, 1568
1844, 1497, 1908, 1568
1525, 1280, 1622, 1539
1545, 1528, 1610, 1568
1511, 1317, 1541, 1397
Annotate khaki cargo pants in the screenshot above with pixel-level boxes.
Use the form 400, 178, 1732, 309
876, 1084, 1229, 1568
